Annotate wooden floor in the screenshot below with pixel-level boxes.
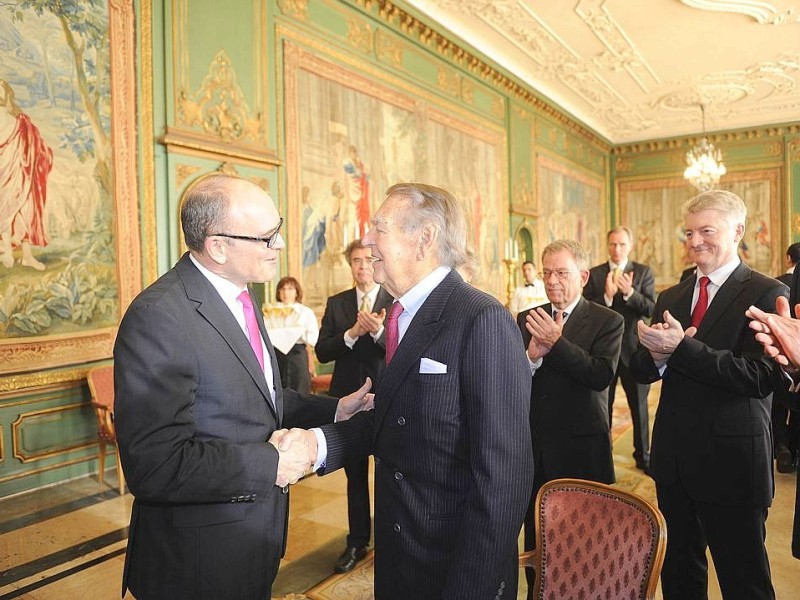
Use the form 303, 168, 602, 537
1, 383, 798, 599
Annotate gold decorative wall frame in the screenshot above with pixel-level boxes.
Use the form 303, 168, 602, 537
12, 403, 96, 463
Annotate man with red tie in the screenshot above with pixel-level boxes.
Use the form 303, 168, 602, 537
631, 189, 787, 600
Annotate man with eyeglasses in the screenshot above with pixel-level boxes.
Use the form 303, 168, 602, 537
583, 226, 656, 474
114, 173, 374, 600
516, 239, 623, 600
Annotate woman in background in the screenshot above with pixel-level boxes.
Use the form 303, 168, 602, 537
272, 276, 319, 393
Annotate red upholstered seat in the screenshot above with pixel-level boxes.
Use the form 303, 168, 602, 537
520, 478, 666, 600
87, 364, 125, 495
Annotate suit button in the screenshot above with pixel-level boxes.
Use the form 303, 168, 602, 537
394, 471, 403, 481
393, 523, 401, 533
374, 456, 381, 465
397, 416, 406, 425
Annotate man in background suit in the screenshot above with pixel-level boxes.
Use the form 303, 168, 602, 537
114, 173, 372, 600
748, 269, 800, 560
316, 239, 393, 573
583, 226, 655, 472
773, 243, 800, 472
283, 183, 534, 599
517, 238, 623, 600
631, 189, 787, 600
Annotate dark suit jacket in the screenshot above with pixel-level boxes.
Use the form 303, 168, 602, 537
630, 263, 788, 508
517, 297, 623, 483
583, 261, 655, 365
315, 286, 394, 398
777, 271, 793, 287
319, 270, 534, 600
114, 254, 337, 600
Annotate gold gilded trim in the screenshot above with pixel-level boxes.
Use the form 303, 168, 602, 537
346, 17, 373, 54
0, 453, 99, 485
12, 403, 96, 463
176, 50, 263, 143
176, 164, 203, 188
351, 0, 610, 149
375, 30, 403, 68
0, 380, 84, 403
277, 0, 309, 20
140, 0, 157, 284
0, 330, 115, 377
162, 127, 283, 166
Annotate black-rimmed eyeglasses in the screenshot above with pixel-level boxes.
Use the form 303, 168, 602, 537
212, 218, 283, 248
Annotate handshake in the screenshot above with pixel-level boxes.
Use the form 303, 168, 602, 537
269, 427, 318, 487
268, 378, 375, 488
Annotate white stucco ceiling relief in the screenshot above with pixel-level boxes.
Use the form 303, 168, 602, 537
407, 0, 800, 143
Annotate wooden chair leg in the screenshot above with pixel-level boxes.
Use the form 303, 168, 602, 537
114, 446, 125, 496
98, 439, 107, 485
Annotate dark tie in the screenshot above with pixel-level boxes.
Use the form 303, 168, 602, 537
690, 276, 710, 329
552, 310, 569, 320
238, 290, 265, 371
385, 301, 403, 364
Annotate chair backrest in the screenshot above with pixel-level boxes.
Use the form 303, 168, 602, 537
532, 478, 666, 600
87, 365, 115, 411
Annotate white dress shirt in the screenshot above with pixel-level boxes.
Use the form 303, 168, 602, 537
190, 254, 276, 402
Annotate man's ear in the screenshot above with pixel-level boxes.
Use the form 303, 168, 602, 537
417, 223, 437, 260
734, 222, 745, 243
204, 236, 228, 265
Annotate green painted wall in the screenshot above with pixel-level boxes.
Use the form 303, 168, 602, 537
2, 0, 799, 497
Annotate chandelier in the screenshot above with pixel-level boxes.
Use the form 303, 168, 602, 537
684, 104, 726, 192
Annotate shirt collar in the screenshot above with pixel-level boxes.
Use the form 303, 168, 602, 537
608, 259, 628, 271
190, 253, 248, 303
357, 284, 380, 304
556, 294, 582, 317
397, 266, 451, 318
700, 256, 740, 288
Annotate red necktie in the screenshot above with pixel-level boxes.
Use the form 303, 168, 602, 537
238, 290, 265, 371
385, 301, 403, 364
690, 276, 710, 329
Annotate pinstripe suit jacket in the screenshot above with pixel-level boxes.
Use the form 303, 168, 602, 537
115, 253, 337, 600
320, 270, 534, 600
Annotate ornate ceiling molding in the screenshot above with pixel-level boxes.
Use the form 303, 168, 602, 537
680, 0, 800, 25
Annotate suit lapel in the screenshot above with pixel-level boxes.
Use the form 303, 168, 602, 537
372, 273, 454, 437
177, 257, 277, 420
561, 297, 589, 342
255, 300, 283, 424
694, 263, 750, 335
668, 277, 695, 327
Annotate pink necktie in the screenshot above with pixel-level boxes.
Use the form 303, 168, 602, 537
385, 301, 403, 364
690, 276, 710, 329
238, 290, 265, 371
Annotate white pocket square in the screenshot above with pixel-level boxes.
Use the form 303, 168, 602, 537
419, 357, 447, 374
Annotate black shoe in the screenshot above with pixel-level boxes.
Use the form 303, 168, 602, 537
334, 545, 367, 573
635, 458, 651, 475
777, 447, 796, 473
